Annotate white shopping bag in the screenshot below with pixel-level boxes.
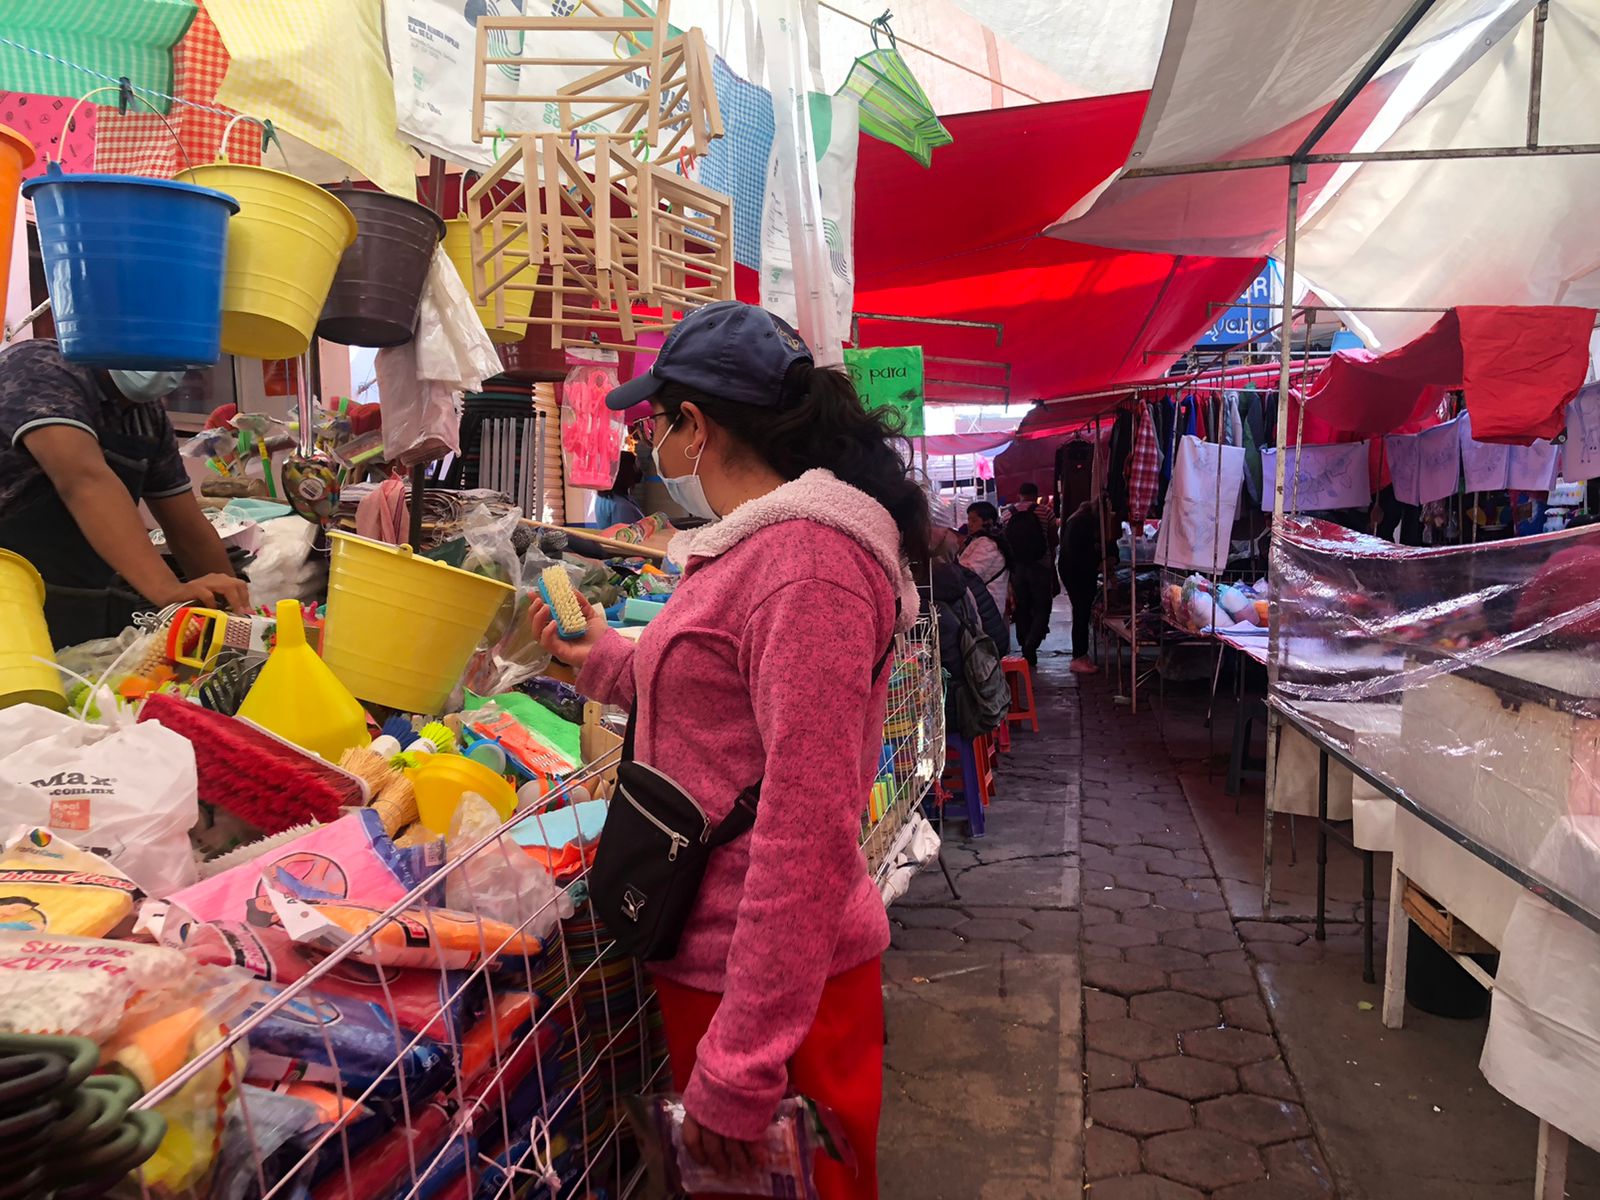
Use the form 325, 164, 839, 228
0, 703, 199, 897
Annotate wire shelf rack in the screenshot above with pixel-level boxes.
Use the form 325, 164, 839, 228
861, 611, 945, 886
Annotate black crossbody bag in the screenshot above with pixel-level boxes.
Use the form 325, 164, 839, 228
589, 619, 898, 961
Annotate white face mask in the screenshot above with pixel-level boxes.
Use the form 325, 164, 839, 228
109, 369, 185, 403
658, 417, 718, 520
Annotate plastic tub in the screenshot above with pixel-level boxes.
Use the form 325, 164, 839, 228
0, 124, 34, 302
0, 550, 65, 711
321, 532, 514, 714
318, 187, 446, 347
22, 168, 237, 368
178, 162, 357, 361
411, 754, 517, 834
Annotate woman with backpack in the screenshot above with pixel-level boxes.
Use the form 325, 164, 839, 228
960, 500, 1011, 616
531, 302, 928, 1200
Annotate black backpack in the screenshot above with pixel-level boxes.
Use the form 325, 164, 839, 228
944, 592, 1010, 738
1006, 506, 1048, 565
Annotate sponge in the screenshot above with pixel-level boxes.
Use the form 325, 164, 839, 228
537, 565, 588, 640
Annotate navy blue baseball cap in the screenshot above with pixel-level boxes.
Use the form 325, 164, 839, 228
605, 301, 813, 411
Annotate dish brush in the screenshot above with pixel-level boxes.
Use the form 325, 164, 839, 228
537, 565, 587, 640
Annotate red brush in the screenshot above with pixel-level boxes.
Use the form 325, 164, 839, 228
140, 693, 371, 835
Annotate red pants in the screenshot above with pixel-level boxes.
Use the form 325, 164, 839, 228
652, 957, 883, 1200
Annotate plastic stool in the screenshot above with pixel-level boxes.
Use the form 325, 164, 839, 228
942, 735, 988, 837
974, 732, 996, 806
1002, 655, 1039, 734
1226, 696, 1268, 797
995, 715, 1011, 755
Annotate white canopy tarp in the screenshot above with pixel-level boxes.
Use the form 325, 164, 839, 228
1043, 0, 1600, 349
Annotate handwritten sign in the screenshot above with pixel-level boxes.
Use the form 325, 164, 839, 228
844, 345, 925, 437
1563, 382, 1600, 483
1260, 442, 1371, 513
1385, 414, 1461, 505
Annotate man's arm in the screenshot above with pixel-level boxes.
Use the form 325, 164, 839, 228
146, 491, 236, 580
23, 425, 187, 603
24, 426, 250, 612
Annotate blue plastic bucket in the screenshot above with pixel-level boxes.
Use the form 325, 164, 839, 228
22, 167, 238, 368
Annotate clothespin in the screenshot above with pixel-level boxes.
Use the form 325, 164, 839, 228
116, 76, 133, 116
260, 119, 279, 155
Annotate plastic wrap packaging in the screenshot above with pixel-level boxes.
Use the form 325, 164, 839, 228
1269, 518, 1600, 916
445, 794, 572, 941
627, 1093, 855, 1200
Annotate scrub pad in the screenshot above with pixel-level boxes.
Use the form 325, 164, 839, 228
537, 565, 587, 641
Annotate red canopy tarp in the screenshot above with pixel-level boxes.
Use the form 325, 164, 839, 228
847, 92, 1264, 407
1304, 306, 1597, 444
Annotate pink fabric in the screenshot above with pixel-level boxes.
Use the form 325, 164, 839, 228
576, 470, 912, 1140
354, 477, 410, 544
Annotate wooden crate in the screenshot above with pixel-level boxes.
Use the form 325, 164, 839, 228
1401, 878, 1496, 955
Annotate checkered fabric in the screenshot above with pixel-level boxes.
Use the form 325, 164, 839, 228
1126, 402, 1162, 522
95, 1, 257, 178
0, 0, 196, 110
695, 55, 775, 272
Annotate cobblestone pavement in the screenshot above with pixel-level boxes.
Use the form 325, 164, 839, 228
1077, 678, 1334, 1199
879, 630, 1083, 1200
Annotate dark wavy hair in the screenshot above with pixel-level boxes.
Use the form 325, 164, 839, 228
656, 363, 931, 573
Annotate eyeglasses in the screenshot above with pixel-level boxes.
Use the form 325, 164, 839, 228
628, 412, 669, 445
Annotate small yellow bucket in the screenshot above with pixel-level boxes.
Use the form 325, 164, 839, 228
178, 162, 357, 361
0, 550, 65, 711
322, 533, 514, 715
442, 217, 533, 344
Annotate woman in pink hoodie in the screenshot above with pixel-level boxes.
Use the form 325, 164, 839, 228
533, 302, 928, 1198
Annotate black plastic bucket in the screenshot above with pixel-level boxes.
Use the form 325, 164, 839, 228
317, 186, 445, 347
1404, 924, 1496, 1020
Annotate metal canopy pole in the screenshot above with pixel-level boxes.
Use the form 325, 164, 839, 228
1263, 0, 1441, 912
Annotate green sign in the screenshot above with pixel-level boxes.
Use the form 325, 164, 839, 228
844, 345, 925, 437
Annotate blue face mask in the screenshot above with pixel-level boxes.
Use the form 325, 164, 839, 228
658, 418, 718, 520
109, 369, 186, 403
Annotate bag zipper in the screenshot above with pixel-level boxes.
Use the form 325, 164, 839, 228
623, 787, 693, 860
624, 764, 713, 838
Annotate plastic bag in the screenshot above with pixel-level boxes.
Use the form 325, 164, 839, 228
377, 338, 463, 470
628, 1093, 855, 1200
445, 794, 572, 941
561, 357, 624, 488
416, 245, 502, 392
247, 515, 324, 608
0, 703, 199, 896
0, 930, 194, 1041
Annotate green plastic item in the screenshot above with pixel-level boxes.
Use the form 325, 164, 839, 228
237, 598, 372, 762
464, 690, 582, 767
836, 45, 953, 168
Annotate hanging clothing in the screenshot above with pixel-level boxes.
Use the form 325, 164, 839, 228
1155, 395, 1178, 508
1126, 403, 1162, 522
1106, 408, 1135, 520
1222, 392, 1244, 448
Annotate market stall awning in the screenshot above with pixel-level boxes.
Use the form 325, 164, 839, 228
850, 91, 1264, 406
1304, 305, 1597, 442
1044, 0, 1600, 350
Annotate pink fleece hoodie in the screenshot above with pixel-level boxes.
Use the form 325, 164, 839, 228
576, 469, 920, 1140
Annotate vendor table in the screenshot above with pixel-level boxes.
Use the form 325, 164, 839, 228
1270, 649, 1600, 1200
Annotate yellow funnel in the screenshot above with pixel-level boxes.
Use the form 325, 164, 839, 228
237, 599, 370, 762
0, 550, 65, 711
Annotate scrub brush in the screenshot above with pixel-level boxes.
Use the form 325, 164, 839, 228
140, 693, 370, 835
416, 721, 457, 754
380, 716, 416, 743
340, 745, 397, 795
537, 565, 587, 640
371, 773, 419, 836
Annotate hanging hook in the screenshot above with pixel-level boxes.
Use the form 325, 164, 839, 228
870, 10, 897, 50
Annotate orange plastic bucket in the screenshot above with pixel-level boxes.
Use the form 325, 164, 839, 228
0, 124, 36, 301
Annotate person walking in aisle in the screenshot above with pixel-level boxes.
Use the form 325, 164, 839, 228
1004, 482, 1056, 668
1060, 499, 1103, 674
532, 301, 927, 1200
959, 500, 1010, 617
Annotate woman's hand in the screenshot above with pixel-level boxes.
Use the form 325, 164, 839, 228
529, 590, 610, 671
681, 1113, 764, 1176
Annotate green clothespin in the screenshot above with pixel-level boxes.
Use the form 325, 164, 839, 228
116, 76, 133, 116
260, 119, 279, 155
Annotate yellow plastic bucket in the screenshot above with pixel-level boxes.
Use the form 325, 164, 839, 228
178, 162, 357, 361
0, 550, 65, 711
442, 217, 533, 344
322, 532, 514, 714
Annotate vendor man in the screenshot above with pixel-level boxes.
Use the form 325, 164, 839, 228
0, 338, 250, 647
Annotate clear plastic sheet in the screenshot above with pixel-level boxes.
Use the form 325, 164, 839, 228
1270, 517, 1600, 921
